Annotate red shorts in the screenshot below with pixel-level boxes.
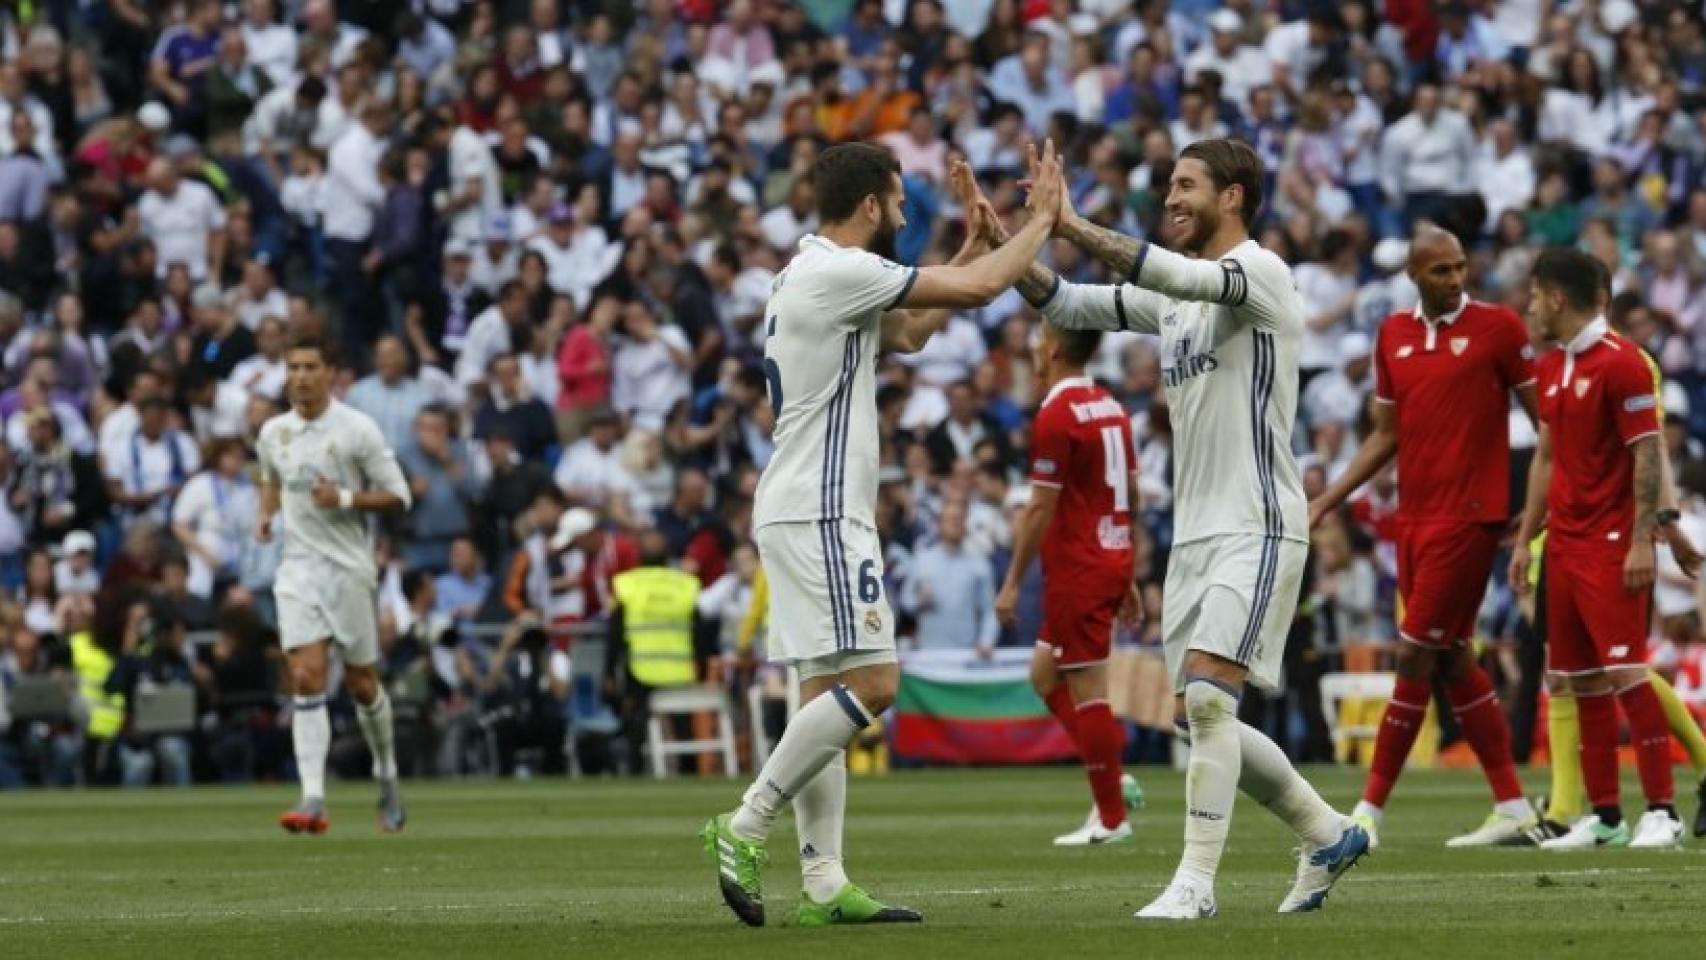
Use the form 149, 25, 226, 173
1041, 577, 1126, 668
1545, 540, 1651, 674
1397, 519, 1503, 648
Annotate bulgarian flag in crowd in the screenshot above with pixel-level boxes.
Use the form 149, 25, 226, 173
891, 649, 1076, 765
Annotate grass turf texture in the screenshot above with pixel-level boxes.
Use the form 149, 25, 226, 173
1, 767, 1701, 958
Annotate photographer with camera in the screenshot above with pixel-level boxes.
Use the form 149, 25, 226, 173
104, 589, 211, 786
478, 613, 568, 778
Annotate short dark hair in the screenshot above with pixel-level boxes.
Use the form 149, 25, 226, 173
812, 143, 901, 224
286, 330, 337, 365
1531, 248, 1601, 312
1179, 138, 1264, 226
1051, 326, 1103, 368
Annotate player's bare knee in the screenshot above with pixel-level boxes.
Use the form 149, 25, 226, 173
1029, 646, 1059, 697
842, 662, 899, 715
344, 664, 380, 706
1064, 663, 1107, 703
1433, 644, 1475, 683
1567, 670, 1613, 697
288, 656, 327, 696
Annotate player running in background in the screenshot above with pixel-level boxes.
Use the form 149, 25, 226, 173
702, 143, 1065, 928
1510, 248, 1691, 850
1309, 226, 1539, 847
256, 332, 412, 834
1528, 263, 1706, 842
990, 138, 1368, 919
993, 321, 1145, 847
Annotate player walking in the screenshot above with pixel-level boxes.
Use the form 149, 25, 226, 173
994, 321, 1145, 846
702, 144, 1066, 927
1309, 226, 1539, 847
1510, 249, 1690, 850
974, 138, 1368, 918
257, 333, 412, 834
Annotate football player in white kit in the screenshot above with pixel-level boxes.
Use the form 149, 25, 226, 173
702, 143, 1065, 928
968, 139, 1370, 919
256, 332, 412, 834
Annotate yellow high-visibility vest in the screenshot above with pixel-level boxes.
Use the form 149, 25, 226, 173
613, 567, 700, 688
69, 631, 126, 740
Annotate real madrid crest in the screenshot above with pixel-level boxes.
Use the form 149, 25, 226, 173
863, 609, 882, 634
1450, 337, 1469, 356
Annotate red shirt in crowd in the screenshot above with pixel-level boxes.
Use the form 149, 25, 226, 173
1373, 296, 1534, 524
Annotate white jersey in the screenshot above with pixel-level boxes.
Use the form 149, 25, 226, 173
753, 234, 916, 530
1044, 238, 1308, 547
256, 400, 412, 588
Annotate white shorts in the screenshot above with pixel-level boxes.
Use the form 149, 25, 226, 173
1162, 535, 1307, 694
755, 519, 896, 679
274, 561, 380, 666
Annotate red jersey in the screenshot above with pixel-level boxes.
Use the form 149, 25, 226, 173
1029, 376, 1136, 583
1535, 323, 1661, 546
1372, 298, 1534, 523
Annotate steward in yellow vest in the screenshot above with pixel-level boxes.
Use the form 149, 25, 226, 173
608, 533, 711, 773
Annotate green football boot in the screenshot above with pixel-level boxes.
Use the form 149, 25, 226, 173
796, 883, 924, 927
702, 813, 768, 927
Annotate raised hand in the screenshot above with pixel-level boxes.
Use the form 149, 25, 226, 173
1025, 139, 1064, 227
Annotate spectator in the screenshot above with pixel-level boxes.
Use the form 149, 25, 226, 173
472, 353, 555, 461
105, 396, 199, 528
1476, 118, 1536, 233
170, 438, 256, 598
346, 335, 435, 461
180, 365, 248, 443
925, 382, 1013, 476
1186, 9, 1270, 114
554, 407, 639, 527
137, 156, 227, 283
989, 32, 1073, 135
1303, 332, 1376, 431
476, 428, 553, 563
555, 294, 617, 443
455, 280, 531, 392
901, 499, 999, 657
104, 594, 202, 787
53, 531, 102, 600
189, 284, 257, 380
1294, 229, 1362, 386
0, 112, 58, 223
1379, 84, 1476, 231
321, 100, 389, 360
433, 536, 492, 623
397, 405, 480, 572
610, 301, 691, 436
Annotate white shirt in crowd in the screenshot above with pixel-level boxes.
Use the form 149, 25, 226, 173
529, 228, 619, 312
1185, 43, 1271, 110
1477, 141, 1537, 230
759, 205, 817, 253
230, 285, 289, 331
454, 306, 512, 388
448, 126, 503, 244
138, 179, 227, 280
229, 354, 285, 401
1293, 261, 1358, 372
241, 19, 299, 87
189, 381, 252, 443
1379, 108, 1477, 200
320, 123, 386, 241
172, 470, 260, 597
895, 315, 987, 387
611, 327, 692, 434
106, 429, 202, 526
553, 438, 639, 509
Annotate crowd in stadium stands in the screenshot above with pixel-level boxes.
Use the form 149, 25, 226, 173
3, 0, 1706, 786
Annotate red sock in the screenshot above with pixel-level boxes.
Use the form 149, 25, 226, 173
1576, 692, 1622, 810
1075, 700, 1127, 828
1446, 666, 1523, 803
1362, 676, 1431, 809
1617, 681, 1676, 807
1043, 685, 1080, 745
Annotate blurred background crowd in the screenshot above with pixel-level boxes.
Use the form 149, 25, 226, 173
2, 0, 1706, 787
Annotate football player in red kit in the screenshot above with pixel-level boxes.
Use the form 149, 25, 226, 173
996, 321, 1145, 846
1511, 247, 1688, 850
1310, 227, 1538, 847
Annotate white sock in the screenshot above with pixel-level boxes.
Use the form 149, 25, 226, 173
794, 750, 850, 903
731, 684, 870, 842
1176, 680, 1241, 887
292, 694, 330, 802
356, 689, 399, 781
1238, 720, 1344, 847
1352, 799, 1385, 827
1495, 798, 1533, 820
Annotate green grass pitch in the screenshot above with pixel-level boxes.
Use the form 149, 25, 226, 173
1, 766, 1702, 958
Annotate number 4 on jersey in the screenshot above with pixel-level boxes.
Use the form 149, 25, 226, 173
1100, 426, 1130, 512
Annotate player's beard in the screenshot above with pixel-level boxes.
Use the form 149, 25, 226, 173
1169, 199, 1219, 256
869, 206, 900, 261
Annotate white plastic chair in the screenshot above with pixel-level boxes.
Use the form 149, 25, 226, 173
646, 686, 738, 779
1318, 672, 1397, 759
